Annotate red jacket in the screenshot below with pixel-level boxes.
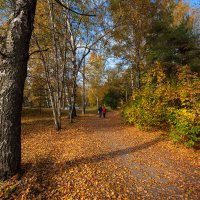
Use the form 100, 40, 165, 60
102, 107, 106, 113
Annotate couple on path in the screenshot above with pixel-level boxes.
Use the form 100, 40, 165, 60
98, 105, 106, 118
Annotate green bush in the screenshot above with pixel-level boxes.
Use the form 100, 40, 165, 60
168, 108, 200, 147
103, 90, 121, 109
123, 96, 168, 129
123, 99, 200, 147
122, 65, 200, 147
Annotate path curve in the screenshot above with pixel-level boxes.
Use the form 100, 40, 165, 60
18, 111, 200, 199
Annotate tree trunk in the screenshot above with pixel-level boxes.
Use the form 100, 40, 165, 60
96, 96, 99, 109
45, 88, 51, 108
62, 89, 66, 109
82, 61, 86, 115
69, 93, 77, 123
131, 65, 134, 91
136, 64, 141, 89
69, 77, 77, 123
125, 85, 128, 102
0, 0, 37, 179
51, 98, 61, 131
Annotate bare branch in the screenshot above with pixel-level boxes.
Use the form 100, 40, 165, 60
29, 48, 49, 56
77, 46, 99, 51
54, 0, 96, 17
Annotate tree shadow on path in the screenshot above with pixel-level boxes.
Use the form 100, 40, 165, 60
60, 137, 163, 170
20, 137, 163, 198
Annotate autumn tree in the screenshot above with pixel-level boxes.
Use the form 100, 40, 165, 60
40, 0, 67, 130
102, 66, 132, 108
25, 62, 49, 109
51, 0, 109, 122
87, 52, 106, 108
0, 0, 37, 179
110, 0, 155, 92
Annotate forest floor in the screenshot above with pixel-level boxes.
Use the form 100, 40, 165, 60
0, 109, 200, 199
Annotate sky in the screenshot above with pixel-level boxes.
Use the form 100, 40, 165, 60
184, 0, 200, 7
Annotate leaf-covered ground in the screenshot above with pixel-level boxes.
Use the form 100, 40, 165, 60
0, 110, 199, 199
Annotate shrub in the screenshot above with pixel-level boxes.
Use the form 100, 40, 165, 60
123, 96, 167, 129
103, 90, 121, 109
123, 64, 200, 147
168, 108, 200, 147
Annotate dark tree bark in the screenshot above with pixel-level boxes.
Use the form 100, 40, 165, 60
0, 0, 37, 179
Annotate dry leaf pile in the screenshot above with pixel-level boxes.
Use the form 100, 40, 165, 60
0, 111, 199, 199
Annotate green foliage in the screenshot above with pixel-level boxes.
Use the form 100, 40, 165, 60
103, 90, 121, 109
147, 1, 200, 74
123, 96, 167, 129
168, 108, 200, 148
123, 64, 200, 147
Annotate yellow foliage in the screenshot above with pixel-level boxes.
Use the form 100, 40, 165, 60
173, 1, 192, 27
124, 63, 200, 146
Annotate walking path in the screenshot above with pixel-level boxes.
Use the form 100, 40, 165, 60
2, 111, 199, 199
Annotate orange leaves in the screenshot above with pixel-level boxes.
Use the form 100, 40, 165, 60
173, 1, 193, 27
0, 110, 199, 199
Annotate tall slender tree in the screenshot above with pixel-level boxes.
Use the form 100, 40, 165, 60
110, 0, 154, 91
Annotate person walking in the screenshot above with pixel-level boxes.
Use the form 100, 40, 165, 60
98, 105, 102, 118
102, 105, 106, 118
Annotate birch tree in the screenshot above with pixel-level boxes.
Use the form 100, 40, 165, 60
58, 0, 109, 122
0, 0, 37, 179
87, 52, 105, 108
31, 0, 70, 131
110, 0, 154, 91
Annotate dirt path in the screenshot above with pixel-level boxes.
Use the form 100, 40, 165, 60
1, 111, 200, 199
60, 111, 199, 199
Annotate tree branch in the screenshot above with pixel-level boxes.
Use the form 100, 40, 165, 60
54, 0, 96, 17
29, 48, 49, 56
77, 46, 99, 51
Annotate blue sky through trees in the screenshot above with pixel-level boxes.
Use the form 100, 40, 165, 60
184, 0, 200, 7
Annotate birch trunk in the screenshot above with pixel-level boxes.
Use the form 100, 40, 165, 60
33, 35, 61, 131
69, 75, 77, 123
136, 63, 141, 89
96, 96, 99, 109
0, 0, 37, 178
82, 61, 86, 115
48, 0, 62, 130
